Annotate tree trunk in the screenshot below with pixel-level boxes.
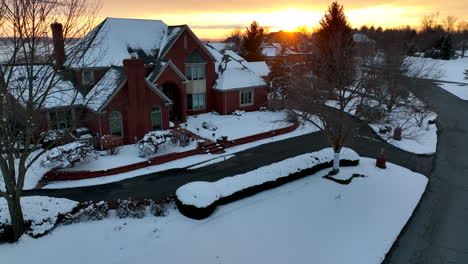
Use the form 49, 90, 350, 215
331, 150, 340, 174
6, 194, 26, 242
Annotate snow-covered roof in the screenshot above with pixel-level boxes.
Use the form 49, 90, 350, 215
73, 18, 171, 67
244, 61, 270, 77
205, 43, 267, 91
5, 64, 81, 109
353, 33, 375, 44
84, 67, 126, 111
261, 43, 299, 57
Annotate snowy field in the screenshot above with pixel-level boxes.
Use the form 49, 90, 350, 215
43, 120, 319, 189
436, 82, 468, 101
181, 110, 291, 140
1, 157, 428, 264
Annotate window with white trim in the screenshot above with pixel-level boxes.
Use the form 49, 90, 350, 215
185, 64, 205, 80
49, 109, 72, 130
82, 70, 94, 85
240, 89, 254, 106
151, 106, 162, 130
187, 93, 206, 110
109, 111, 123, 137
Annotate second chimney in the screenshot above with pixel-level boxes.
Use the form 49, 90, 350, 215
51, 22, 66, 67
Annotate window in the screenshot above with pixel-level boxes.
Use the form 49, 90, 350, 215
240, 89, 254, 106
187, 93, 206, 110
82, 70, 94, 85
151, 106, 162, 130
49, 109, 72, 130
109, 111, 123, 137
185, 64, 205, 80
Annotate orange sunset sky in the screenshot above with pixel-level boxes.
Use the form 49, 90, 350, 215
99, 0, 468, 39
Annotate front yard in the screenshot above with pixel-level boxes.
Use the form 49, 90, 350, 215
181, 110, 292, 140
0, 153, 427, 264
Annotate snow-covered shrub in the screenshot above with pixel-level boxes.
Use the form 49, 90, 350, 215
201, 120, 218, 131
41, 142, 97, 169
137, 129, 193, 157
137, 130, 172, 157
232, 110, 245, 116
63, 201, 109, 224
0, 197, 79, 240
101, 134, 122, 155
149, 200, 169, 217
117, 198, 146, 219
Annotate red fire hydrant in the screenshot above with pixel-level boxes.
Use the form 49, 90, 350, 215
376, 150, 387, 169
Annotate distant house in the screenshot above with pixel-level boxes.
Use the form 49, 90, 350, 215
261, 43, 310, 65
4, 18, 271, 145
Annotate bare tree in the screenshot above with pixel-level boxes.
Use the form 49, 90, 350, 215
284, 2, 380, 174
0, 0, 101, 241
443, 16, 458, 34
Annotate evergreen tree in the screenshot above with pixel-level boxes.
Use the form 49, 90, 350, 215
440, 34, 454, 60
241, 21, 265, 61
269, 54, 290, 106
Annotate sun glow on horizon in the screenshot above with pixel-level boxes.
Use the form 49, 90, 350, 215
141, 4, 456, 39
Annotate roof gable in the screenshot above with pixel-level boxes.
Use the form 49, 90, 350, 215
74, 18, 169, 67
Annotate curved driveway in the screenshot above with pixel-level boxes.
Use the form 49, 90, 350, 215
383, 80, 468, 263
25, 79, 468, 263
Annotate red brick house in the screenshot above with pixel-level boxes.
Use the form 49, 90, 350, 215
26, 18, 270, 145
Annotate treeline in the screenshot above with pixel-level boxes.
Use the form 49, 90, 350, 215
358, 13, 468, 59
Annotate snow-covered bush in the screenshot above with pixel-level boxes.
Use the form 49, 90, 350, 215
137, 129, 193, 157
63, 201, 109, 224
101, 134, 122, 155
149, 200, 169, 217
201, 120, 218, 131
117, 198, 146, 219
41, 142, 97, 169
232, 110, 245, 116
0, 197, 79, 240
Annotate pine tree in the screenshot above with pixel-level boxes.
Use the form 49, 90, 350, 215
314, 1, 353, 56
269, 54, 290, 106
440, 34, 454, 60
241, 21, 265, 61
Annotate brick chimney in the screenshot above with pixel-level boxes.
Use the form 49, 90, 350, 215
123, 57, 146, 141
51, 22, 66, 67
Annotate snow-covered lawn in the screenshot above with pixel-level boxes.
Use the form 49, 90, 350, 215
436, 82, 468, 101
43, 120, 320, 189
369, 103, 438, 155
0, 157, 427, 264
181, 110, 291, 140
0, 197, 77, 237
64, 140, 197, 172
410, 56, 468, 83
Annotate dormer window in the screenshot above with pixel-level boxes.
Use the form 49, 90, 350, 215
82, 69, 94, 85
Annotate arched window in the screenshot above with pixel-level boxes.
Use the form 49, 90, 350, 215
151, 106, 162, 130
109, 111, 123, 137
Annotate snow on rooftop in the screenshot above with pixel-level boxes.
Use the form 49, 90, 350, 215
76, 18, 169, 67
205, 43, 267, 90
84, 67, 125, 111
244, 61, 270, 76
6, 65, 80, 109
353, 33, 375, 43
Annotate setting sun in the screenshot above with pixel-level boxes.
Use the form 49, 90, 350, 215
263, 8, 321, 32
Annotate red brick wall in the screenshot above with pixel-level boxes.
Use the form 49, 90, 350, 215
153, 65, 188, 122
213, 86, 268, 114
161, 28, 217, 113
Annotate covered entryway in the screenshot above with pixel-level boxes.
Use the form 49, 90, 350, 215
162, 82, 184, 122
